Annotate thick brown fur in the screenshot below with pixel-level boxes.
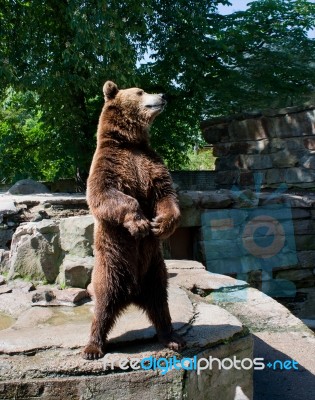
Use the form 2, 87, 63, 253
82, 81, 186, 360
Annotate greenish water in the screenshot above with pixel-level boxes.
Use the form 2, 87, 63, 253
0, 312, 15, 330
45, 305, 93, 326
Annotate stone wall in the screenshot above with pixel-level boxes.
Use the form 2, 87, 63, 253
170, 189, 315, 321
202, 105, 315, 189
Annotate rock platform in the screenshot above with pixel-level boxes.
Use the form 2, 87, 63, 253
0, 261, 253, 400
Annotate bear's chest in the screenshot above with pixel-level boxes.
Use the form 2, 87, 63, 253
117, 151, 155, 197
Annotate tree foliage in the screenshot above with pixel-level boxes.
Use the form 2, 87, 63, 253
0, 0, 314, 182
0, 88, 73, 182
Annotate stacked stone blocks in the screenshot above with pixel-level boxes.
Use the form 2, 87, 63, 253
202, 105, 315, 188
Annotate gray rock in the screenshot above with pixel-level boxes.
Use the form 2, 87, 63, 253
228, 118, 267, 142
0, 199, 17, 223
264, 111, 315, 139
0, 275, 5, 285
5, 216, 95, 287
274, 268, 314, 283
239, 154, 273, 170
0, 290, 32, 317
13, 307, 54, 329
178, 192, 194, 208
199, 190, 233, 209
0, 285, 12, 295
232, 189, 258, 208
187, 302, 243, 346
0, 250, 10, 273
165, 260, 206, 270
0, 226, 14, 250
8, 220, 61, 282
59, 216, 94, 257
286, 168, 315, 184
168, 268, 247, 293
215, 170, 240, 186
301, 155, 315, 169
293, 220, 315, 235
58, 255, 94, 289
32, 289, 56, 304
203, 122, 230, 144
8, 179, 50, 195
31, 213, 44, 222
271, 149, 298, 168
295, 235, 315, 251
8, 280, 35, 293
265, 168, 286, 185
291, 208, 311, 219
32, 288, 89, 306
269, 137, 303, 153
54, 288, 89, 304
303, 137, 315, 150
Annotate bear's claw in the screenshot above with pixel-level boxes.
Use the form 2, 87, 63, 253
158, 331, 186, 351
82, 343, 105, 360
150, 215, 177, 240
123, 213, 151, 238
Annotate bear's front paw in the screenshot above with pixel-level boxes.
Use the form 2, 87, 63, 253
150, 215, 178, 240
123, 212, 150, 238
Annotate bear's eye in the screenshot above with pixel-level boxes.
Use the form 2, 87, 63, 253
137, 90, 144, 96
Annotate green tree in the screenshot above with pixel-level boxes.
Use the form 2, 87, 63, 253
143, 0, 315, 117
0, 0, 314, 182
0, 88, 73, 182
1, 0, 152, 181
207, 0, 315, 114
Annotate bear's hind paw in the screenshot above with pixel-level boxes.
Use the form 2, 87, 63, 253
82, 343, 105, 360
158, 331, 186, 352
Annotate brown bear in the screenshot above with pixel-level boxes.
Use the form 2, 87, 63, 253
82, 81, 186, 359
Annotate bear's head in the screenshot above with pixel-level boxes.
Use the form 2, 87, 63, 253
103, 81, 167, 127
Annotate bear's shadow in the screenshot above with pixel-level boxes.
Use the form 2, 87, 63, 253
107, 322, 241, 355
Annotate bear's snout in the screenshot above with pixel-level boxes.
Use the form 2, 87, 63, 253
143, 93, 167, 110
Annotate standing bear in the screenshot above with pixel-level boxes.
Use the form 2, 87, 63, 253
83, 81, 186, 359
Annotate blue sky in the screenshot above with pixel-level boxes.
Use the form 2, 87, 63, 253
217, 0, 315, 38
217, 0, 249, 14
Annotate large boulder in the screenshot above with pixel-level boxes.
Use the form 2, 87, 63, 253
8, 220, 61, 282
8, 179, 50, 195
59, 216, 94, 257
7, 216, 95, 286
58, 255, 94, 289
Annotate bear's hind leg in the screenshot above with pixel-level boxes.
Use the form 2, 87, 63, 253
82, 281, 128, 360
136, 253, 186, 351
82, 298, 124, 360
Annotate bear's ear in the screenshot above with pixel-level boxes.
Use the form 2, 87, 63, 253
103, 81, 119, 101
